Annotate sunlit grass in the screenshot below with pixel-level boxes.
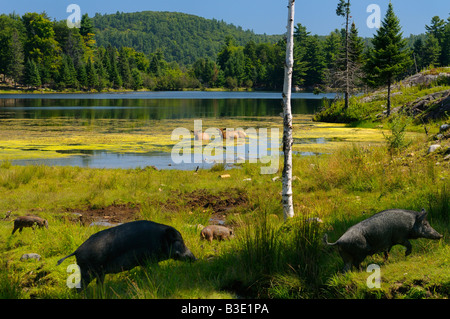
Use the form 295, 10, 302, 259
0, 132, 448, 298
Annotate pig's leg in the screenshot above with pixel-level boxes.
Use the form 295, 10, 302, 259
77, 266, 94, 292
342, 262, 352, 273
96, 273, 105, 286
401, 240, 412, 256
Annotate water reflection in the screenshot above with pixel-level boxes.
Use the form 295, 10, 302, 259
0, 91, 335, 120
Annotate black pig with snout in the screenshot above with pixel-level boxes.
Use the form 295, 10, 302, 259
324, 209, 443, 272
57, 220, 196, 290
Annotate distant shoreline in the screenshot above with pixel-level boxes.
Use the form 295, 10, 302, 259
0, 87, 257, 95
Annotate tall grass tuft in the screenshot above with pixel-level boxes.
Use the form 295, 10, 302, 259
288, 217, 325, 290
239, 212, 284, 276
235, 211, 330, 297
426, 184, 449, 225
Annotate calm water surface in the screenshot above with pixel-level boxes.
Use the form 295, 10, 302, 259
0, 91, 335, 169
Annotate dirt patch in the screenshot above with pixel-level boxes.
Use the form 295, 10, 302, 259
161, 188, 250, 216
65, 203, 141, 225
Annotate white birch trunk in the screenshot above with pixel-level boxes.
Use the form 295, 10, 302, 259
282, 0, 295, 220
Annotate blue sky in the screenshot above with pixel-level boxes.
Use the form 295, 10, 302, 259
1, 0, 449, 37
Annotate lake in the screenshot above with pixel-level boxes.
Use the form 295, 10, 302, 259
0, 91, 336, 169
0, 91, 335, 120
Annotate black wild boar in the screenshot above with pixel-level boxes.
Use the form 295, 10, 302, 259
324, 209, 443, 272
57, 220, 196, 290
12, 215, 48, 235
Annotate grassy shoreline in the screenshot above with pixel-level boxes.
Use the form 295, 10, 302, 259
0, 86, 255, 95
0, 75, 449, 299
0, 135, 448, 299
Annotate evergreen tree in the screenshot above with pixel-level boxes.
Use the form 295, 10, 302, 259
131, 68, 143, 90
217, 36, 246, 87
53, 21, 85, 68
303, 35, 326, 87
59, 55, 76, 88
365, 2, 412, 117
86, 59, 99, 89
107, 46, 122, 88
80, 13, 94, 38
118, 47, 132, 89
94, 53, 109, 90
348, 22, 364, 67
192, 58, 218, 87
441, 17, 450, 66
422, 34, 441, 67
6, 29, 24, 86
293, 23, 310, 87
149, 49, 167, 76
77, 63, 87, 88
413, 38, 425, 72
425, 16, 448, 66
23, 58, 41, 87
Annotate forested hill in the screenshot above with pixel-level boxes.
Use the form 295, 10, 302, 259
92, 11, 281, 65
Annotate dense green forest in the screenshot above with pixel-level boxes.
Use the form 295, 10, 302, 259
0, 9, 449, 92
93, 11, 280, 65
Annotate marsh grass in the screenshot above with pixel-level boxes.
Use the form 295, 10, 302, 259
0, 134, 448, 299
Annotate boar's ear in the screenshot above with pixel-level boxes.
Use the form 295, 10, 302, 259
417, 209, 428, 222
164, 227, 181, 243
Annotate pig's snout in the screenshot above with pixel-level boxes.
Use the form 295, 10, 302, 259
428, 229, 443, 240
184, 250, 197, 262
173, 247, 197, 262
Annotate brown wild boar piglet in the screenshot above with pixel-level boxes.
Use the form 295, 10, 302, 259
12, 216, 48, 235
201, 225, 234, 242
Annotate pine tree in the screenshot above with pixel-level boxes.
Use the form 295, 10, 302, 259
77, 63, 87, 89
6, 29, 24, 86
365, 2, 411, 117
441, 17, 450, 66
303, 35, 326, 87
59, 55, 76, 88
80, 14, 94, 38
293, 23, 310, 86
131, 68, 143, 90
413, 38, 425, 72
23, 59, 41, 88
422, 34, 441, 67
107, 46, 122, 88
425, 16, 445, 65
94, 54, 109, 90
118, 47, 132, 89
86, 59, 99, 90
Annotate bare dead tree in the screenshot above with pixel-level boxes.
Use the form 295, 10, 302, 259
327, 21, 365, 103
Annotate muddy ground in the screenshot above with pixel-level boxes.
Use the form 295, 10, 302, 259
61, 188, 250, 226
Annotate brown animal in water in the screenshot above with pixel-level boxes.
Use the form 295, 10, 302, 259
218, 128, 247, 140
201, 225, 234, 243
12, 216, 48, 235
218, 128, 239, 140
193, 130, 210, 141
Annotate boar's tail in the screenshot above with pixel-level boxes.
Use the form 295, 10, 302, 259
323, 234, 339, 246
56, 252, 76, 266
